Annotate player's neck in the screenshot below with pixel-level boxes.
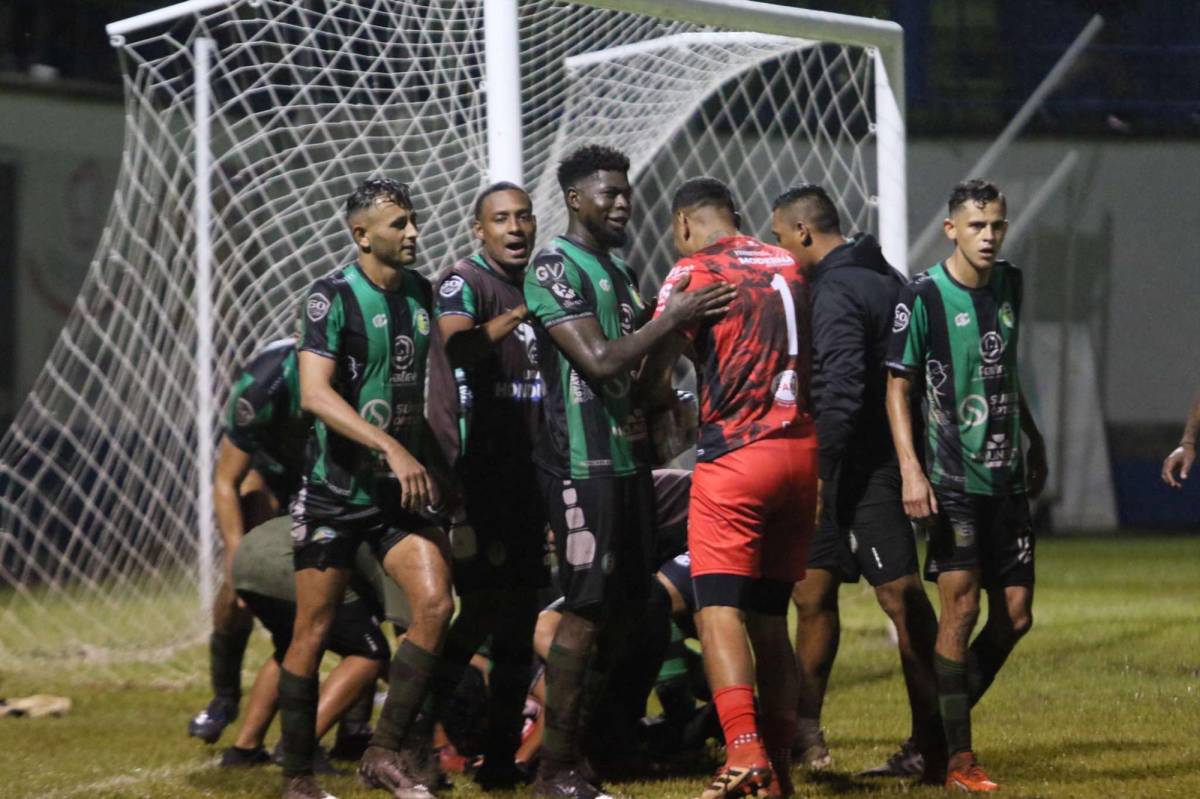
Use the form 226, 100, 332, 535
945, 250, 993, 289
565, 221, 609, 254
358, 255, 407, 291
480, 249, 523, 279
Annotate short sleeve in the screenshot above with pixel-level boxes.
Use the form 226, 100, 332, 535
435, 273, 478, 320
223, 370, 269, 452
524, 252, 593, 329
652, 259, 715, 339
300, 278, 344, 359
885, 283, 927, 374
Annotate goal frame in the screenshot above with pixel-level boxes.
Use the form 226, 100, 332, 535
104, 0, 906, 610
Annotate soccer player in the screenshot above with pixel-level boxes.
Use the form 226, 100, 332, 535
279, 178, 457, 799
1162, 389, 1200, 487
885, 179, 1048, 793
770, 186, 941, 779
654, 177, 816, 799
189, 338, 308, 744
432, 181, 545, 789
220, 514, 407, 768
522, 146, 735, 799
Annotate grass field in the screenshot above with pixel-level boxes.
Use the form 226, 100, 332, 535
2, 535, 1198, 799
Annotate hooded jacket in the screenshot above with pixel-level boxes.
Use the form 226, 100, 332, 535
809, 233, 907, 481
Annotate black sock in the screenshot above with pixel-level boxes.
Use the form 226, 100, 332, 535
338, 682, 376, 735
372, 639, 438, 752
967, 629, 1012, 707
278, 669, 319, 778
934, 654, 971, 756
540, 643, 590, 770
210, 627, 251, 703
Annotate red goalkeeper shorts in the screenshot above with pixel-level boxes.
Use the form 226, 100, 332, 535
688, 423, 818, 582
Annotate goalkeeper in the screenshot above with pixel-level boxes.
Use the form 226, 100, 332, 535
189, 338, 308, 744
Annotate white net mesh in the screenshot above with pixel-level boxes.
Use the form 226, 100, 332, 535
0, 0, 880, 669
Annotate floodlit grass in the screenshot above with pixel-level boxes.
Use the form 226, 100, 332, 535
1, 536, 1198, 798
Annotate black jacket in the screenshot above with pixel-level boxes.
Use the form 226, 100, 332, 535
809, 234, 906, 481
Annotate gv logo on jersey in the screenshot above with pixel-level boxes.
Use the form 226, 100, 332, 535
535, 261, 565, 284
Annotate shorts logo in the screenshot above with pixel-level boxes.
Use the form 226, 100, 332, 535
980, 331, 1005, 364
771, 369, 798, 405
415, 308, 430, 336
307, 293, 331, 323
440, 275, 464, 298
372, 313, 388, 329
673, 552, 691, 568
892, 303, 910, 332
535, 261, 565, 284
564, 530, 595, 568
598, 278, 612, 292
958, 394, 989, 428
999, 302, 1015, 328
955, 312, 970, 327
360, 399, 391, 429
1016, 534, 1033, 564
234, 397, 255, 426
601, 553, 615, 574
952, 521, 975, 548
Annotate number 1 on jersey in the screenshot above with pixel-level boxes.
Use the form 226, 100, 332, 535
771, 273, 798, 356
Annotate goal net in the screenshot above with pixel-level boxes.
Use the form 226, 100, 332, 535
0, 0, 902, 669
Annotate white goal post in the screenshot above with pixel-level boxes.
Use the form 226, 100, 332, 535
0, 0, 904, 670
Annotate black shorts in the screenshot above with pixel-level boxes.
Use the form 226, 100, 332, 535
239, 591, 389, 663
452, 459, 550, 595
807, 462, 918, 587
925, 488, 1035, 589
290, 481, 437, 571
651, 468, 692, 565
539, 468, 656, 613
656, 551, 697, 615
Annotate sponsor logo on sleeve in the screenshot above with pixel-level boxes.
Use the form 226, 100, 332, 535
234, 397, 256, 426
415, 308, 430, 336
892, 303, 911, 332
999, 301, 1015, 328
551, 282, 580, 303
534, 261, 565, 284
306, 293, 330, 322
771, 369, 798, 405
440, 275, 465, 298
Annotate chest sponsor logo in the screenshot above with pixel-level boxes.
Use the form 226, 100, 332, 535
372, 313, 387, 329
513, 322, 538, 367
771, 369, 798, 406
415, 308, 430, 336
598, 278, 612, 292
989, 392, 1019, 419
234, 397, 256, 426
619, 303, 635, 335
569, 370, 595, 404
440, 275, 465, 298
390, 402, 422, 432
893, 303, 910, 332
982, 432, 1017, 469
360, 399, 391, 429
534, 261, 565, 284
955, 312, 971, 327
307, 293, 330, 323
999, 301, 1015, 328
391, 335, 417, 384
958, 394, 988, 428
980, 331, 1005, 364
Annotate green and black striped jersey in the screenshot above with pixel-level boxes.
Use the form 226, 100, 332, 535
523, 236, 651, 479
299, 263, 435, 505
886, 260, 1025, 496
223, 338, 306, 486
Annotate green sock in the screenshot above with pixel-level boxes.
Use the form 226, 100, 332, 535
934, 654, 971, 756
210, 627, 251, 703
278, 668, 319, 778
541, 643, 590, 769
372, 639, 438, 752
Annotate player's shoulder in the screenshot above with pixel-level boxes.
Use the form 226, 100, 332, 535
246, 337, 297, 370
527, 240, 577, 287
905, 265, 942, 298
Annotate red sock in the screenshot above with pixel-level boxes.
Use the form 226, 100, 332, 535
713, 685, 766, 766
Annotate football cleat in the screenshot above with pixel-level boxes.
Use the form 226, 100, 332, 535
220, 745, 271, 768
188, 697, 238, 744
282, 774, 337, 799
857, 737, 925, 778
358, 745, 436, 799
792, 728, 832, 771
945, 753, 999, 793
696, 763, 773, 799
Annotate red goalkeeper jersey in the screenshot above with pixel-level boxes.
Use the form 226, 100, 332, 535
654, 235, 812, 462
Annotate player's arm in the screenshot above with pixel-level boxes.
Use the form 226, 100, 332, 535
1018, 391, 1048, 498
1163, 389, 1200, 488
438, 307, 528, 369
884, 289, 936, 520
299, 351, 436, 512
551, 278, 731, 382
212, 436, 254, 581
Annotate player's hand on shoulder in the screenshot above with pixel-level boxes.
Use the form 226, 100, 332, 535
383, 441, 437, 512
1162, 444, 1194, 488
662, 271, 736, 327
